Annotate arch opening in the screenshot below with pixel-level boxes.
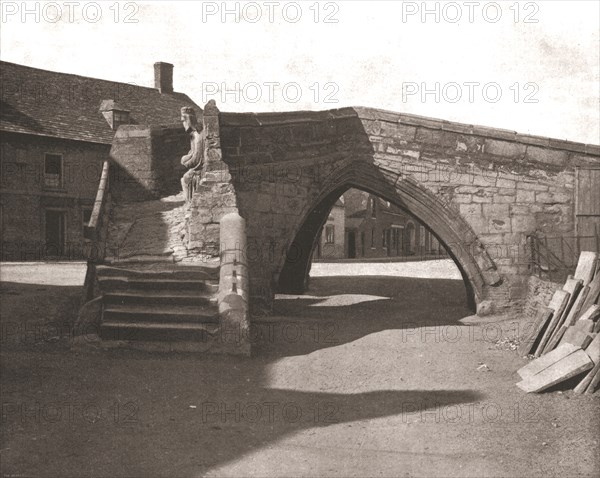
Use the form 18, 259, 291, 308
276, 167, 496, 314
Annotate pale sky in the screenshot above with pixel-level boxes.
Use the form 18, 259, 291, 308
1, 0, 599, 144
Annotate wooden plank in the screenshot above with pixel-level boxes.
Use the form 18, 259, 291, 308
578, 276, 600, 315
563, 286, 589, 327
548, 289, 570, 312
573, 251, 598, 285
516, 349, 594, 393
559, 327, 594, 349
585, 366, 600, 394
573, 360, 600, 394
518, 343, 580, 379
576, 320, 595, 333
577, 304, 600, 322
546, 325, 567, 351
584, 334, 600, 364
518, 308, 553, 356
547, 287, 591, 351
535, 291, 571, 356
542, 280, 584, 353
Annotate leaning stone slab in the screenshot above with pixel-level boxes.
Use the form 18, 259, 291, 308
518, 343, 579, 379
516, 347, 593, 393
574, 251, 598, 285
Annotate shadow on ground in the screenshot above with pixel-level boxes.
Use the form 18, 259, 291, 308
3, 269, 597, 478
0, 271, 487, 477
255, 275, 469, 357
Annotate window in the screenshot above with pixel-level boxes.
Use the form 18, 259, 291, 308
44, 154, 62, 188
371, 228, 375, 248
113, 110, 130, 128
391, 228, 398, 249
371, 198, 377, 218
325, 225, 335, 244
419, 226, 426, 247
382, 229, 388, 248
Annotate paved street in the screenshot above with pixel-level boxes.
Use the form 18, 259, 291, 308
1, 261, 598, 477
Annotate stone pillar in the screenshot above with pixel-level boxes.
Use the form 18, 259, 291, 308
218, 212, 250, 355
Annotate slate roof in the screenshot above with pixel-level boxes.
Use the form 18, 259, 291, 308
0, 61, 202, 144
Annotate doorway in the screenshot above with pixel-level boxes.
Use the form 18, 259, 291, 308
45, 210, 66, 257
347, 231, 356, 258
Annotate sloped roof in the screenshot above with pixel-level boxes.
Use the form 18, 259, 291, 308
0, 61, 202, 144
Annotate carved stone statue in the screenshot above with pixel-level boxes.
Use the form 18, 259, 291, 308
180, 106, 205, 202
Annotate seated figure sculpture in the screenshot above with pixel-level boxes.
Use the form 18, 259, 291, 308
180, 106, 205, 202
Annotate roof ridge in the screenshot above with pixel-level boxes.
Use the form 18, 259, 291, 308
1, 61, 202, 144
0, 60, 190, 97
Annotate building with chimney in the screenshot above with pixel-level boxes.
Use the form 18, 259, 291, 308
0, 61, 201, 260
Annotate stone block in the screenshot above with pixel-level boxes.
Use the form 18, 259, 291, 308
511, 215, 537, 233
510, 204, 531, 215
470, 174, 497, 187
496, 178, 516, 189
453, 194, 472, 204
482, 203, 510, 219
378, 121, 416, 139
516, 190, 535, 203
459, 203, 482, 217
497, 188, 516, 196
260, 182, 276, 195
493, 195, 516, 204
489, 217, 511, 233
472, 194, 493, 203
485, 139, 526, 158
516, 181, 548, 192
457, 186, 484, 194
255, 193, 272, 213
570, 153, 600, 167
535, 191, 571, 204
525, 146, 568, 167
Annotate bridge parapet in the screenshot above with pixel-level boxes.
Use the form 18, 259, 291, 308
219, 106, 599, 314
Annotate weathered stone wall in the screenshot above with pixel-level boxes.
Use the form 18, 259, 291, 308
218, 106, 600, 313
109, 124, 188, 202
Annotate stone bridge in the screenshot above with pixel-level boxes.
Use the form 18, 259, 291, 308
106, 101, 600, 322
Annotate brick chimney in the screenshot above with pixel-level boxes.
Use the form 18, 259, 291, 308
154, 62, 174, 93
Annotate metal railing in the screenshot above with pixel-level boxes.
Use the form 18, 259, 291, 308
528, 230, 600, 282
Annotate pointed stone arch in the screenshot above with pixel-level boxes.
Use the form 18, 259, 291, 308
277, 161, 501, 313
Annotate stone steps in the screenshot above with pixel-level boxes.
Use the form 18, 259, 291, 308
103, 303, 219, 323
104, 290, 217, 307
98, 276, 218, 293
100, 320, 219, 343
97, 264, 220, 281
96, 263, 220, 345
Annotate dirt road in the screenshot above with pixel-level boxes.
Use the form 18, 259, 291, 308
1, 261, 598, 477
